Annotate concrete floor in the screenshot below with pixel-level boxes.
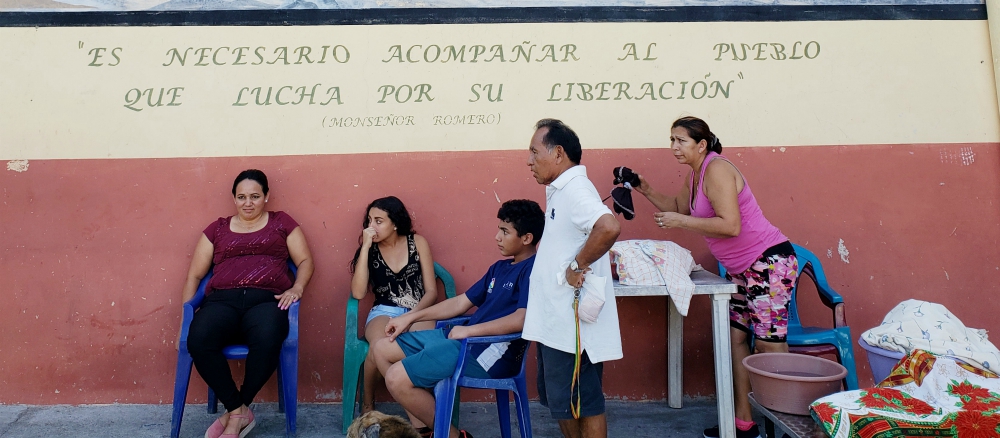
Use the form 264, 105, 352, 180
0, 399, 768, 437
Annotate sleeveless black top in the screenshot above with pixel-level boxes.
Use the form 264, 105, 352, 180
369, 234, 425, 309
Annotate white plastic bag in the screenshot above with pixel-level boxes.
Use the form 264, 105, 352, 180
577, 274, 607, 323
557, 262, 607, 324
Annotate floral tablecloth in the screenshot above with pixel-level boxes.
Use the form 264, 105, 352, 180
810, 350, 1000, 437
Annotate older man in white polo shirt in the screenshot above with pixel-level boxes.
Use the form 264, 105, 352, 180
524, 118, 622, 438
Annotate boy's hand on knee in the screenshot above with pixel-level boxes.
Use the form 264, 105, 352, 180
385, 315, 412, 342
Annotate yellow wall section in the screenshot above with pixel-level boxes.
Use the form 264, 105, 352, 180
1, 20, 997, 160
987, 0, 1000, 112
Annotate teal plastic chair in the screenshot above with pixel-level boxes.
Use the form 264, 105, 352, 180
341, 262, 457, 433
720, 243, 859, 390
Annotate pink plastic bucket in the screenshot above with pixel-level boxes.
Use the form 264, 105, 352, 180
743, 352, 848, 415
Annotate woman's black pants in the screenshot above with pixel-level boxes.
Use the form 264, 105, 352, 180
187, 288, 289, 412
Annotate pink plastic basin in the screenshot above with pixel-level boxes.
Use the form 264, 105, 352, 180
743, 352, 848, 415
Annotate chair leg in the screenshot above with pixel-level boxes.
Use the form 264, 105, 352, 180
171, 350, 195, 438
835, 329, 859, 390
341, 354, 365, 434
207, 387, 218, 414
495, 390, 512, 438
514, 377, 532, 438
764, 417, 776, 438
280, 345, 298, 437
433, 378, 459, 438
277, 362, 285, 414
451, 387, 461, 428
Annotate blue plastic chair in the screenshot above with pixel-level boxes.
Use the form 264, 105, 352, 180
341, 262, 457, 433
171, 260, 300, 438
433, 317, 532, 438
720, 243, 859, 390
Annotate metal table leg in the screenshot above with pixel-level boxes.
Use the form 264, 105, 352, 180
667, 297, 684, 409
712, 293, 736, 438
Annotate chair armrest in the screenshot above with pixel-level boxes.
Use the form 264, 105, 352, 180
178, 302, 197, 350
345, 296, 363, 342
286, 300, 300, 345
178, 270, 212, 349
801, 263, 843, 306
184, 277, 209, 310
180, 259, 299, 348
281, 259, 300, 346
184, 293, 205, 310
833, 302, 848, 328
448, 333, 524, 382
801, 263, 847, 327
436, 316, 471, 330
817, 282, 845, 306
460, 332, 522, 344
434, 262, 457, 299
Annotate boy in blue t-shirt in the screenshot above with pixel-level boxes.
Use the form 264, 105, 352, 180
371, 199, 545, 438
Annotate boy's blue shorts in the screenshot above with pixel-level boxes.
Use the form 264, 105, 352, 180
396, 329, 491, 388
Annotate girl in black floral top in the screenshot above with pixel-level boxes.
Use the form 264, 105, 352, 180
350, 196, 438, 422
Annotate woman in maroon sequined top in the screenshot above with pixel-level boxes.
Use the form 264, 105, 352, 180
178, 169, 314, 438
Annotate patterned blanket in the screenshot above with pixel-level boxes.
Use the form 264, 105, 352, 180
861, 299, 999, 374
810, 350, 1000, 437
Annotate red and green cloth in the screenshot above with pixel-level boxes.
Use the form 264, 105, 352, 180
810, 350, 1000, 437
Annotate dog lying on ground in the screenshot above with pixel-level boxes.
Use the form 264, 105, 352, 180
346, 410, 421, 438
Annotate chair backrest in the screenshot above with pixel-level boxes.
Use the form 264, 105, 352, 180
787, 243, 843, 330
352, 261, 456, 303
441, 320, 529, 374
506, 337, 532, 379
347, 262, 456, 341
190, 259, 298, 307
434, 262, 457, 299
436, 316, 530, 380
179, 260, 298, 352
718, 243, 843, 331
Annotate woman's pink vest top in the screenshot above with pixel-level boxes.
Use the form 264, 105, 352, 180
689, 152, 787, 273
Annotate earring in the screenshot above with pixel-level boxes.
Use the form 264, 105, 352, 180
394, 227, 397, 230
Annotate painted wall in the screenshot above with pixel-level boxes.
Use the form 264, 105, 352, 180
2, 6, 1000, 404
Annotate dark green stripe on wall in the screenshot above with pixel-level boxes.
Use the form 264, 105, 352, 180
0, 5, 988, 27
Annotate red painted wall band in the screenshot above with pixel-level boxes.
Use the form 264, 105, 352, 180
1, 142, 998, 403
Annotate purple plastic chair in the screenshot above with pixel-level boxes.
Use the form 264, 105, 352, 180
171, 260, 299, 438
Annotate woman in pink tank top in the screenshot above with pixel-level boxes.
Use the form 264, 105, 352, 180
633, 116, 799, 438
